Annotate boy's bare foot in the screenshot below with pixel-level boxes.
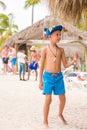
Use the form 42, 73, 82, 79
58, 115, 67, 125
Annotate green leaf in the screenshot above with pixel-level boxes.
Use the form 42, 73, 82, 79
24, 0, 40, 8
12, 24, 18, 30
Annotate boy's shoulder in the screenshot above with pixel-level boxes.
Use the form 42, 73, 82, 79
42, 45, 48, 51
57, 46, 64, 53
56, 46, 64, 51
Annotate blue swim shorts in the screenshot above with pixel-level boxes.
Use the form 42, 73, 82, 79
11, 58, 17, 66
42, 71, 65, 95
29, 61, 38, 70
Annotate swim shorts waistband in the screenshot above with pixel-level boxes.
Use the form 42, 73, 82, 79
44, 71, 62, 76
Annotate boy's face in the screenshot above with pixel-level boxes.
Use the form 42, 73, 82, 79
49, 30, 61, 44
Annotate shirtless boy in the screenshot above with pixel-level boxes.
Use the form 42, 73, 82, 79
39, 25, 78, 128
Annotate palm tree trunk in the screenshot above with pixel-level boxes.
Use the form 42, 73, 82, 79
31, 5, 34, 25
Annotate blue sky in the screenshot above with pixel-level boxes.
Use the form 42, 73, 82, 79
0, 0, 49, 31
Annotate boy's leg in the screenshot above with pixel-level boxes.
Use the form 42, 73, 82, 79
43, 94, 52, 128
58, 94, 67, 124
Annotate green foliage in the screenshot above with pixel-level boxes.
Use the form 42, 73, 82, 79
77, 21, 84, 30
0, 13, 8, 20
0, 14, 9, 30
24, 0, 41, 8
0, 13, 18, 47
11, 24, 18, 32
77, 21, 87, 31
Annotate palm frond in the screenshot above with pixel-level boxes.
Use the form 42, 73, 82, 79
0, 1, 6, 10
24, 0, 41, 8
12, 24, 18, 30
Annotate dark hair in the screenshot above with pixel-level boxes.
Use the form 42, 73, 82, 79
44, 28, 47, 31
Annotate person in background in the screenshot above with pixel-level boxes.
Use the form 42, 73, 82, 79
1, 45, 9, 74
27, 46, 39, 80
77, 74, 87, 81
9, 45, 17, 74
39, 25, 78, 128
17, 47, 27, 81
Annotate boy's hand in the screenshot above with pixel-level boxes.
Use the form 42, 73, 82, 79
39, 81, 43, 90
73, 53, 78, 63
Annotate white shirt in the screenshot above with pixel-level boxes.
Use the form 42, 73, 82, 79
17, 52, 26, 64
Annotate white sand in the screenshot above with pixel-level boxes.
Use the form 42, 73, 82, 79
0, 73, 87, 130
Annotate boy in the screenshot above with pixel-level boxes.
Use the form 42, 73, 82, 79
39, 25, 78, 128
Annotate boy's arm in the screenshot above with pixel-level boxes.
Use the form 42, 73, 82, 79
39, 47, 46, 90
61, 48, 78, 68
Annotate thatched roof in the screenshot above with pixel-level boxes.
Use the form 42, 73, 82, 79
46, 0, 87, 23
5, 16, 87, 47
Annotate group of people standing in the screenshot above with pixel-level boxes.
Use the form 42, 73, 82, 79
17, 45, 40, 81
1, 44, 40, 81
1, 45, 17, 75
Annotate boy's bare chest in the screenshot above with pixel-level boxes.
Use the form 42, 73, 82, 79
46, 47, 61, 62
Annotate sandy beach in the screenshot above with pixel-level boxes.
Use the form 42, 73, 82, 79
0, 73, 87, 130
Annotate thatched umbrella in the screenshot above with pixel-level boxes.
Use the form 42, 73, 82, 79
5, 16, 87, 46
46, 0, 87, 24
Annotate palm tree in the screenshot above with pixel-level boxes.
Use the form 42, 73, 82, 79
0, 1, 6, 10
0, 13, 18, 46
24, 0, 41, 25
0, 1, 6, 36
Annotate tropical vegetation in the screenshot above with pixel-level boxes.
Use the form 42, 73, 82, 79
0, 13, 18, 48
24, 0, 41, 24
0, 1, 18, 49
